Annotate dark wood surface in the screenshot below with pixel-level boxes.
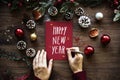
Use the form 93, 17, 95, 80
0, 3, 120, 80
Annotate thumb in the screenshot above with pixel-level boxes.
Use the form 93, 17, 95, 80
48, 59, 53, 73
66, 48, 72, 61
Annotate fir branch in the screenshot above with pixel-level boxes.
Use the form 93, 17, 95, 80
0, 49, 32, 69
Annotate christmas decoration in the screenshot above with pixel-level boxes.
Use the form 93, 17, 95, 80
60, 0, 79, 13
78, 16, 91, 28
64, 11, 74, 20
101, 34, 111, 46
48, 6, 58, 16
30, 33, 37, 41
15, 28, 24, 37
32, 0, 53, 20
1, 0, 110, 11
75, 7, 84, 16
113, 5, 120, 21
84, 45, 94, 55
2, 0, 116, 22
26, 48, 36, 57
32, 7, 45, 20
112, 0, 120, 8
17, 40, 27, 50
95, 12, 103, 20
26, 20, 36, 29
0, 48, 32, 68
110, 0, 120, 22
89, 28, 99, 38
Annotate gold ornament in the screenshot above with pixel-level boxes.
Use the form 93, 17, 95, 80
30, 33, 37, 41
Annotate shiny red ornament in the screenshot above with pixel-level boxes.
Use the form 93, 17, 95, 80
8, 3, 12, 7
84, 45, 94, 55
112, 0, 119, 8
15, 28, 24, 37
54, 0, 64, 6
114, 0, 119, 5
101, 34, 111, 45
58, 0, 62, 2
70, 0, 74, 2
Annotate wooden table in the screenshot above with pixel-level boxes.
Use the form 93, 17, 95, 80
0, 3, 120, 80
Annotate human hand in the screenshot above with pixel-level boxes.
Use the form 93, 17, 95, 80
33, 49, 53, 80
66, 47, 83, 73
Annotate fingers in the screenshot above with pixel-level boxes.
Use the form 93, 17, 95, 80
75, 53, 83, 59
33, 50, 40, 69
48, 59, 53, 73
43, 51, 47, 67
36, 50, 41, 67
33, 49, 49, 68
33, 58, 36, 70
66, 48, 72, 61
39, 49, 44, 65
74, 54, 83, 63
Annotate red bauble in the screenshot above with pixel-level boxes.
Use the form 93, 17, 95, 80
15, 28, 24, 37
70, 0, 74, 2
57, 0, 62, 2
114, 0, 119, 6
84, 45, 94, 55
112, 0, 119, 8
101, 34, 111, 45
54, 0, 64, 6
8, 3, 12, 7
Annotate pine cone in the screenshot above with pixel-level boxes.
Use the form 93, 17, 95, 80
75, 7, 84, 16
78, 16, 91, 28
26, 20, 36, 29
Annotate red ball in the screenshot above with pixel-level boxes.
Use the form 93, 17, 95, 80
57, 0, 62, 2
84, 45, 94, 55
15, 28, 24, 37
8, 3, 12, 7
101, 34, 111, 45
70, 0, 74, 2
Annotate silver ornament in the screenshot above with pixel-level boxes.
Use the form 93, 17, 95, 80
95, 12, 103, 20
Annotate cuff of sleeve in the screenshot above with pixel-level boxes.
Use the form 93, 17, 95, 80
73, 71, 86, 80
